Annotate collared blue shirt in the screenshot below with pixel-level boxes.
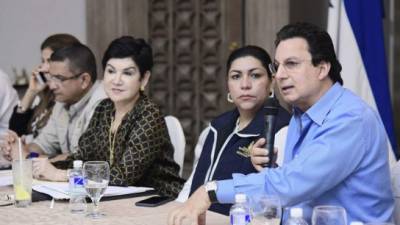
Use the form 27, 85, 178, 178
216, 83, 394, 223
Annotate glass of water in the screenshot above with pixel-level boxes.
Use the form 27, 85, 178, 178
312, 205, 347, 225
251, 195, 282, 225
83, 161, 110, 219
365, 223, 395, 225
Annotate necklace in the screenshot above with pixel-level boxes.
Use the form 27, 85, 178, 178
108, 114, 118, 166
235, 118, 241, 132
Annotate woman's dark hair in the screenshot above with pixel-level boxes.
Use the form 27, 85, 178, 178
275, 22, 343, 85
40, 33, 80, 52
102, 36, 153, 78
226, 45, 273, 79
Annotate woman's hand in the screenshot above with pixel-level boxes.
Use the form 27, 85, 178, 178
16, 67, 49, 114
250, 138, 278, 171
28, 67, 47, 94
0, 130, 28, 161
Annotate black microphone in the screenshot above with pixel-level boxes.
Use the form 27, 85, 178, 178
264, 96, 279, 167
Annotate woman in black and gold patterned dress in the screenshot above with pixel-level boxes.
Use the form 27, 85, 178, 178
33, 36, 184, 197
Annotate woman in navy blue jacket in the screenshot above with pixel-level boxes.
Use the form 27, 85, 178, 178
177, 45, 291, 215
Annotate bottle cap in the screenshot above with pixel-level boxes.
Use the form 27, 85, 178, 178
290, 208, 303, 218
73, 160, 83, 168
235, 193, 247, 203
350, 222, 363, 225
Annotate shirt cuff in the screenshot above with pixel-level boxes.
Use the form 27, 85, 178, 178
216, 179, 236, 204
32, 141, 53, 156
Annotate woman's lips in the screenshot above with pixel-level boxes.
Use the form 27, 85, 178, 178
239, 95, 256, 100
111, 88, 124, 93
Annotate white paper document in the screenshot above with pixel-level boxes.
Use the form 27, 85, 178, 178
0, 170, 12, 186
0, 175, 13, 186
33, 182, 153, 200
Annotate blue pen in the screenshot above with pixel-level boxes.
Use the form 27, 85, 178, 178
27, 152, 39, 159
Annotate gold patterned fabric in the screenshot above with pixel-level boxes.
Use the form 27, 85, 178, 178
62, 95, 184, 197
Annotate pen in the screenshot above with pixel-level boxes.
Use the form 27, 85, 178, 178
27, 152, 39, 159
49, 198, 55, 209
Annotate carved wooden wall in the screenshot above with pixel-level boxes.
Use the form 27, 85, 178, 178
148, 0, 227, 161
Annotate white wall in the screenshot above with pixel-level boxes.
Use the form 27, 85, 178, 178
0, 0, 86, 83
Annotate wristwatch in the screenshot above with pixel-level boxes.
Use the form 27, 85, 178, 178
205, 181, 218, 203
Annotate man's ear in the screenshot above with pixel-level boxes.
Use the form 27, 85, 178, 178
317, 61, 331, 80
80, 72, 92, 89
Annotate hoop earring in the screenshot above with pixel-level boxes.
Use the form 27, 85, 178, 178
269, 88, 274, 97
227, 93, 234, 103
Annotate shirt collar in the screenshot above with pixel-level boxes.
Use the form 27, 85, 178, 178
63, 81, 100, 117
294, 82, 344, 126
236, 106, 264, 137
210, 108, 262, 137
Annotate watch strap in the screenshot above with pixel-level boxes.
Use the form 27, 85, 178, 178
206, 181, 218, 203
208, 189, 218, 203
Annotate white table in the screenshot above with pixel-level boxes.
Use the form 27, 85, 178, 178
0, 170, 228, 225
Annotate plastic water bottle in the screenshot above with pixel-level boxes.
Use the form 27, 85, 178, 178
284, 208, 308, 225
68, 160, 86, 213
350, 222, 364, 225
230, 193, 251, 225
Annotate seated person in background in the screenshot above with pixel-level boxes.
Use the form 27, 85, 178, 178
0, 69, 18, 168
0, 69, 18, 137
168, 22, 394, 224
1, 43, 106, 162
29, 36, 185, 198
176, 46, 291, 214
9, 34, 80, 140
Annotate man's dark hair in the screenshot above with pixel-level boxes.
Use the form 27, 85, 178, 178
50, 43, 97, 82
102, 36, 153, 78
226, 45, 273, 79
275, 22, 343, 85
40, 33, 80, 52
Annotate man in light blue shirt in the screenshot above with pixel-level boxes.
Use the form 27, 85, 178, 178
168, 22, 394, 225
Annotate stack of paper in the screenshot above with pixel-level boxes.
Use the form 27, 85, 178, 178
1, 170, 153, 200
0, 170, 12, 186
32, 182, 153, 199
0, 176, 12, 187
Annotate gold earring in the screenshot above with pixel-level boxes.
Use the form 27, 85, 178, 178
140, 86, 145, 92
269, 88, 274, 97
227, 93, 233, 103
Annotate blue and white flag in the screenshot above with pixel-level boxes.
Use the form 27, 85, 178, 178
328, 0, 398, 160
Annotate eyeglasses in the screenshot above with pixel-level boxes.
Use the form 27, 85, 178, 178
48, 72, 84, 84
268, 59, 312, 75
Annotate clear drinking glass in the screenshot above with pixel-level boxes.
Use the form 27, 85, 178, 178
312, 205, 347, 225
83, 161, 110, 219
12, 159, 32, 207
365, 223, 395, 225
251, 195, 282, 225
